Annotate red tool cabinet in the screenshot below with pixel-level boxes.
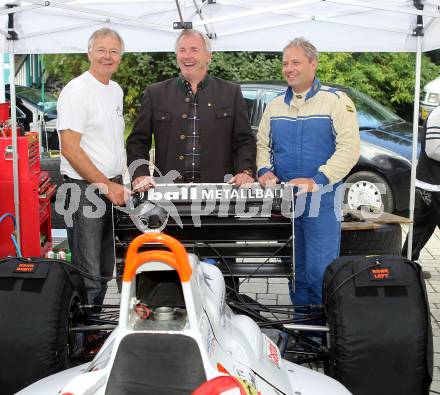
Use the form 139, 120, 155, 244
0, 133, 55, 257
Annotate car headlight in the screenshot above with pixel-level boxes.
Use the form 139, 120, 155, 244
427, 92, 440, 105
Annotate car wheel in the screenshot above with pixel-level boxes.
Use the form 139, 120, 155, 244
40, 156, 65, 229
340, 223, 402, 256
0, 257, 86, 394
40, 156, 62, 188
344, 171, 395, 213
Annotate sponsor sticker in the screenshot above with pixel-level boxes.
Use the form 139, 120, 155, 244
369, 266, 393, 281
14, 262, 36, 273
206, 327, 216, 358
265, 337, 280, 368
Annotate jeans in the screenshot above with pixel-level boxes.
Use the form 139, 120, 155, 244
64, 179, 115, 306
402, 187, 440, 261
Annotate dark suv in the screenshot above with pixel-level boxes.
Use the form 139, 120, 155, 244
5, 85, 58, 151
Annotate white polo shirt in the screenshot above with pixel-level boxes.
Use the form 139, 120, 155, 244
57, 71, 125, 180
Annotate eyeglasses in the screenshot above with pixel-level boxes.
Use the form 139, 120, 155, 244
94, 48, 121, 57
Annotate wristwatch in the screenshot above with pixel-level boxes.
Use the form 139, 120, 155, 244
242, 168, 255, 178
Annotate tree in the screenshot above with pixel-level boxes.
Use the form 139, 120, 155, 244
318, 52, 440, 119
45, 51, 440, 123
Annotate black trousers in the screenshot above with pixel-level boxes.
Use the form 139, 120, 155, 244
402, 187, 440, 260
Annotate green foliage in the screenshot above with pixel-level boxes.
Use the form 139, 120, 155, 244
45, 51, 440, 123
209, 52, 282, 81
45, 53, 89, 88
317, 52, 440, 119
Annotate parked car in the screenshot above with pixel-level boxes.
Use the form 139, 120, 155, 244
240, 81, 416, 213
5, 85, 63, 227
5, 84, 59, 152
420, 77, 440, 122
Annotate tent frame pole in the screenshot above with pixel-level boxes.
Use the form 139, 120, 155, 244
9, 40, 20, 250
327, 0, 435, 17
11, 0, 173, 33
6, 4, 20, 251
407, 30, 423, 260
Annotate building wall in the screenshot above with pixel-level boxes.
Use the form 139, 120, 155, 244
3, 54, 43, 88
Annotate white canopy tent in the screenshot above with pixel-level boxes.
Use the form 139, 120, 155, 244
0, 0, 440, 53
1, 0, 440, 257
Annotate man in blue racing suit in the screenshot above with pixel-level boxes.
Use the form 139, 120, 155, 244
257, 37, 360, 305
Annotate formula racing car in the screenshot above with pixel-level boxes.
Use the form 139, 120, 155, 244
15, 232, 350, 395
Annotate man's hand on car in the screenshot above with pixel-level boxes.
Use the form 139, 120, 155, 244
106, 181, 132, 206
132, 176, 157, 193
258, 171, 279, 187
229, 170, 254, 188
288, 177, 318, 195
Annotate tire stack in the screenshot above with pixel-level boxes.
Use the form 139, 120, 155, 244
40, 156, 65, 230
340, 223, 402, 256
0, 257, 85, 395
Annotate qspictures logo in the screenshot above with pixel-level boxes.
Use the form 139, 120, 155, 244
54, 160, 384, 233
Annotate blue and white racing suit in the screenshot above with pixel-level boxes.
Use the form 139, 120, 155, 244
256, 79, 360, 305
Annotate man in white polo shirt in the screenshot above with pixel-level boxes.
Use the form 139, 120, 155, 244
57, 28, 130, 306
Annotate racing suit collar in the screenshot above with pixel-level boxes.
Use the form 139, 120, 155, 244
284, 78, 321, 105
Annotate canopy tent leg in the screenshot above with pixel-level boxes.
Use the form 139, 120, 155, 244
0, 52, 4, 103
407, 33, 423, 260
8, 17, 20, 250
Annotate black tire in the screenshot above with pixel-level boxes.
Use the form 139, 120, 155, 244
40, 157, 66, 229
50, 200, 67, 230
323, 256, 432, 394
116, 256, 124, 292
344, 171, 395, 213
64, 287, 86, 366
40, 156, 62, 189
0, 258, 86, 395
340, 223, 402, 256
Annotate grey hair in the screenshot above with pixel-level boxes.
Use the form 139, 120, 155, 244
174, 29, 212, 54
88, 28, 125, 53
284, 37, 318, 61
